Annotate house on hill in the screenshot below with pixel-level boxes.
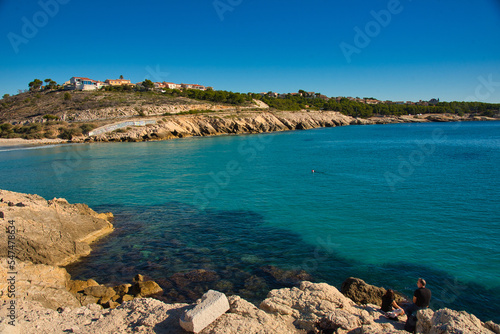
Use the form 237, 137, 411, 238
105, 78, 133, 86
164, 82, 181, 89
65, 77, 98, 91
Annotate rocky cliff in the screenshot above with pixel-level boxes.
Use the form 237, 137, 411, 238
69, 110, 497, 144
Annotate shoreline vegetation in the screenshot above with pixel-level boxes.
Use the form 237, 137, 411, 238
0, 189, 499, 333
0, 87, 499, 146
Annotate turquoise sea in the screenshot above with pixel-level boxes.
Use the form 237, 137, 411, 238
1, 121, 499, 322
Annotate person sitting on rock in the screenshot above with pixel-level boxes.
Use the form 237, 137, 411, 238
405, 278, 431, 315
381, 289, 405, 319
404, 278, 432, 331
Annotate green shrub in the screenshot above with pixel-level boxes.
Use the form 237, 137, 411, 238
58, 128, 82, 140
79, 123, 97, 135
43, 114, 59, 120
63, 92, 72, 101
44, 130, 57, 139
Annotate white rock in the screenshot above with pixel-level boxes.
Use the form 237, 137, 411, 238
179, 290, 230, 333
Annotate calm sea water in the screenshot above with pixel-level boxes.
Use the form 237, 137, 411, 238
1, 121, 499, 322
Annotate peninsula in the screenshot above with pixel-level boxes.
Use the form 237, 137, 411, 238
1, 79, 499, 146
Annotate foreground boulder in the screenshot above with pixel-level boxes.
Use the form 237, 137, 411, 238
341, 277, 389, 305
0, 189, 114, 266
180, 290, 230, 333
417, 308, 500, 334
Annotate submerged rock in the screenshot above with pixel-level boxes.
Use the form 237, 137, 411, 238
260, 265, 312, 287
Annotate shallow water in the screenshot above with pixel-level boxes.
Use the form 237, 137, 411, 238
1, 121, 498, 322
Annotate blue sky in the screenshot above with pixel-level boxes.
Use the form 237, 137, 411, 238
1, 0, 500, 102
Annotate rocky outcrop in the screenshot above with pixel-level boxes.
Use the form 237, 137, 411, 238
77, 110, 497, 144
0, 189, 114, 266
416, 308, 499, 334
0, 260, 80, 310
1, 282, 499, 333
341, 277, 388, 305
82, 111, 356, 143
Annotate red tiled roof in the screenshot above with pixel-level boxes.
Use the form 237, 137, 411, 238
72, 77, 96, 82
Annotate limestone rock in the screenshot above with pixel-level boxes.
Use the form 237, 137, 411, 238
0, 260, 80, 310
113, 283, 131, 296
260, 281, 358, 331
324, 309, 362, 331
68, 279, 99, 294
1, 297, 189, 334
485, 321, 500, 334
133, 274, 144, 282
203, 295, 298, 334
179, 290, 230, 333
129, 280, 163, 297
0, 189, 114, 266
83, 285, 116, 300
416, 308, 435, 333
428, 308, 494, 334
75, 293, 99, 306
341, 277, 387, 305
119, 294, 134, 303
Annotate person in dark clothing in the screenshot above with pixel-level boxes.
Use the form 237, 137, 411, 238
404, 278, 432, 331
381, 289, 405, 318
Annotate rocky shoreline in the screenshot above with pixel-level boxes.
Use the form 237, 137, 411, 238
1, 110, 498, 148
1, 190, 500, 333
77, 111, 499, 144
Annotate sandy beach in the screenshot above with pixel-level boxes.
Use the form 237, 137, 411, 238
0, 138, 68, 148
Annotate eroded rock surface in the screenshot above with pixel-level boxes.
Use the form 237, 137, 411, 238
0, 189, 114, 266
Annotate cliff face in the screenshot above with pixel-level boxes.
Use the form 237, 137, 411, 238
75, 110, 496, 144
85, 111, 356, 143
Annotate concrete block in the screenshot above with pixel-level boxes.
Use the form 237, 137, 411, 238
179, 290, 230, 333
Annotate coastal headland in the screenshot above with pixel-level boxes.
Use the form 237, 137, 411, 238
1, 88, 499, 148
1, 189, 499, 333
1, 108, 498, 148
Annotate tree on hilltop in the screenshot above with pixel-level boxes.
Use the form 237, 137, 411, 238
142, 79, 154, 90
28, 79, 43, 91
119, 75, 124, 79
44, 78, 57, 90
